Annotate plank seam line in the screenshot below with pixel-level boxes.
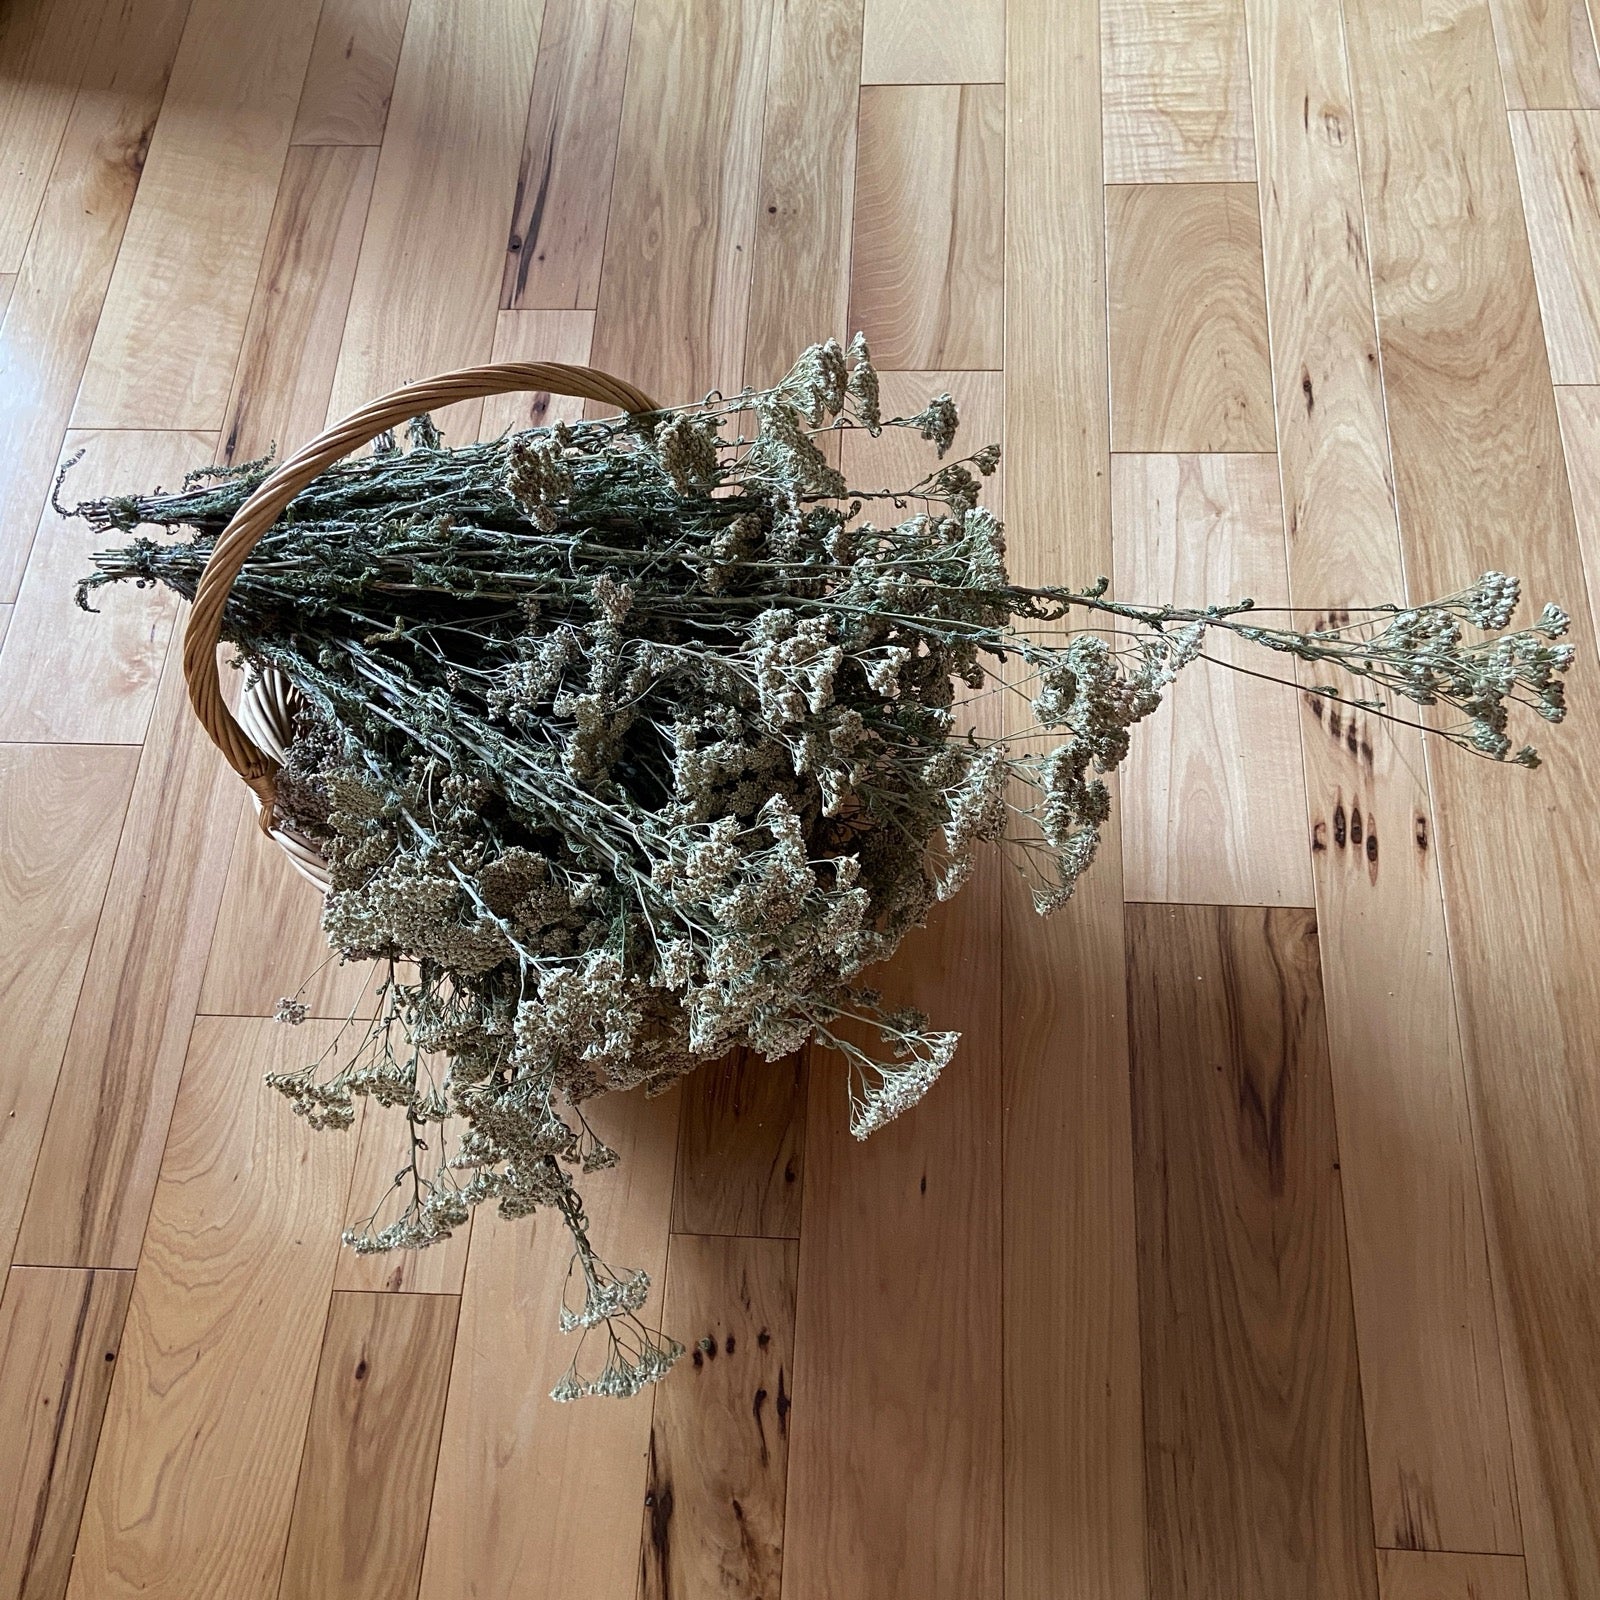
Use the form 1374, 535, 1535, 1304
666, 1229, 801, 1244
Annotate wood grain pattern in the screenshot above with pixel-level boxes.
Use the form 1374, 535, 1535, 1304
481, 308, 596, 434
71, 0, 324, 429
784, 874, 1002, 1598
1112, 453, 1312, 906
662, 9, 855, 1403
0, 746, 137, 1271
840, 369, 1003, 493
1005, 6, 1148, 1595
779, 370, 1001, 1593
672, 1052, 805, 1237
860, 0, 1004, 85
1488, 0, 1600, 107
1128, 903, 1377, 1600
417, 1085, 680, 1600
197, 799, 381, 1023
0, 0, 103, 272
590, 0, 772, 407
0, 1267, 132, 1600
290, 0, 411, 146
327, 0, 542, 444
0, 0, 190, 601
67, 1017, 358, 1600
9, 0, 1600, 1584
278, 1291, 459, 1600
1247, 0, 1522, 1551
14, 650, 244, 1269
217, 76, 571, 1312
1107, 181, 1277, 451
500, 0, 633, 311
1293, 429, 1528, 1550
333, 1100, 472, 1295
1242, 0, 1397, 602
1102, 0, 1256, 181
219, 143, 378, 464
639, 1235, 796, 1600
0, 431, 214, 744
1509, 110, 1600, 383
0, 273, 13, 321
1378, 1549, 1531, 1600
1344, 0, 1600, 1590
743, 0, 863, 388
1555, 384, 1600, 635
846, 85, 1003, 371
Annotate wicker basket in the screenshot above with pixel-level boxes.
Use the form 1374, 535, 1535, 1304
183, 361, 661, 893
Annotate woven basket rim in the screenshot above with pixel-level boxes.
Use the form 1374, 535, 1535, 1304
185, 360, 661, 889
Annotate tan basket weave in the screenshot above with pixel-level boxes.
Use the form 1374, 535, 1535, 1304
184, 361, 661, 893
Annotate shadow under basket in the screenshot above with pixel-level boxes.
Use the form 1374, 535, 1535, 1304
183, 359, 662, 894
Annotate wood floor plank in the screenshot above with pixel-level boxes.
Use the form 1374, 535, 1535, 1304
0, 602, 11, 653
290, 0, 411, 146
1378, 1550, 1531, 1600
665, 0, 865, 1245
500, 0, 634, 312
1107, 181, 1277, 451
278, 1291, 458, 1600
1555, 384, 1600, 635
326, 0, 541, 444
333, 1100, 472, 1296
1488, 0, 1600, 107
784, 873, 1003, 1600
1004, 6, 1148, 1595
0, 431, 214, 744
1247, 0, 1522, 1551
481, 308, 596, 435
192, 145, 384, 1032
417, 1086, 680, 1600
1243, 0, 1397, 602
1112, 453, 1312, 906
0, 0, 191, 602
1301, 553, 1527, 1545
589, 0, 773, 408
0, 745, 137, 1271
743, 0, 863, 388
14, 649, 246, 1269
71, 0, 325, 430
1127, 903, 1378, 1600
197, 800, 381, 1023
672, 1051, 805, 1238
1102, 0, 1256, 182
219, 143, 379, 465
860, 0, 1003, 85
0, 1266, 133, 1600
0, 272, 13, 321
771, 371, 1001, 1589
1343, 1, 1600, 1591
639, 1235, 797, 1600
1509, 110, 1600, 383
66, 1017, 358, 1600
846, 84, 1004, 371
0, 0, 104, 273
841, 370, 1004, 491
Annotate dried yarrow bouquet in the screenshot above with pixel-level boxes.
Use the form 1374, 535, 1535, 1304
76, 337, 1572, 1399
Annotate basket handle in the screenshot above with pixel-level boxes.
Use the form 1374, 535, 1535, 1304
182, 361, 662, 821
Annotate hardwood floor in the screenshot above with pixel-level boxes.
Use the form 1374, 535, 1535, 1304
1, 0, 1597, 1595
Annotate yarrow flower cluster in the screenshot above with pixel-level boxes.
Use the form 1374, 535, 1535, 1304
75, 336, 1572, 1398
